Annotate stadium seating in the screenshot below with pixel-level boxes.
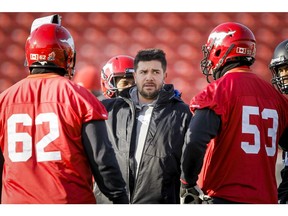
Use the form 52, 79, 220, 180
1, 12, 287, 103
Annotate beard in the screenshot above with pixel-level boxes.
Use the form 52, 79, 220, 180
138, 86, 161, 100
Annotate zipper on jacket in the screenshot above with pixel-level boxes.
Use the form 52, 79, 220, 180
130, 105, 156, 202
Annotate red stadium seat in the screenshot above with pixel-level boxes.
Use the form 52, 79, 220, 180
1, 12, 288, 104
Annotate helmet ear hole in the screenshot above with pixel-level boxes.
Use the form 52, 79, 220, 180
215, 49, 221, 57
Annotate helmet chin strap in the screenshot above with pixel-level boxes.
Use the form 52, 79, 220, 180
66, 74, 72, 80
212, 44, 235, 80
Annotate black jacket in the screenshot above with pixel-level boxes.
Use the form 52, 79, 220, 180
94, 84, 192, 203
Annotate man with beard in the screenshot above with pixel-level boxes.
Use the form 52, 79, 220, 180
94, 48, 192, 203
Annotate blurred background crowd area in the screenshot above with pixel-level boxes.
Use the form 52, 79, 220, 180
0, 12, 287, 103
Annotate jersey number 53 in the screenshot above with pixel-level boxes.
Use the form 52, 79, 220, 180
241, 105, 278, 157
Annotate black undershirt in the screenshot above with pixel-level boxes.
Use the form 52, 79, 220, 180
181, 108, 221, 187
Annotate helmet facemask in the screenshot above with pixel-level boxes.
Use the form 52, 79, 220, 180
101, 69, 134, 98
201, 37, 236, 83
273, 72, 288, 94
64, 50, 76, 79
270, 58, 288, 94
200, 41, 214, 83
101, 69, 119, 98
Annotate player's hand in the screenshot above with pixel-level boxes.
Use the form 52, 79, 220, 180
180, 183, 212, 204
180, 184, 204, 204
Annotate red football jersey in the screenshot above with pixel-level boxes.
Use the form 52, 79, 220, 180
0, 73, 108, 203
190, 71, 288, 203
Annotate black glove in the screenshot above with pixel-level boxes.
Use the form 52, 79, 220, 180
278, 199, 288, 204
180, 184, 212, 204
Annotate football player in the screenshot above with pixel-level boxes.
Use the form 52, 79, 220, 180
269, 39, 288, 204
101, 55, 135, 98
0, 20, 128, 204
180, 22, 288, 204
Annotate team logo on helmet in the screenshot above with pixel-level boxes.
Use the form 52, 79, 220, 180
209, 30, 236, 46
48, 52, 56, 61
59, 38, 75, 49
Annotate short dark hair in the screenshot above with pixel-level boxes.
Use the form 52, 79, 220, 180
134, 48, 167, 72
